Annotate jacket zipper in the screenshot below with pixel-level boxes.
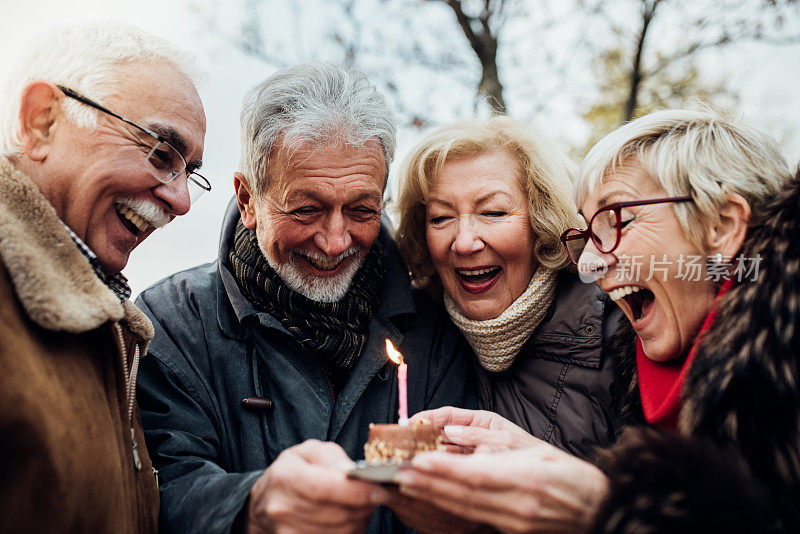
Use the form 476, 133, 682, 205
113, 323, 142, 470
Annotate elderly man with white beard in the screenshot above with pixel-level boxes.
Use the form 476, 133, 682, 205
0, 23, 208, 533
135, 60, 476, 534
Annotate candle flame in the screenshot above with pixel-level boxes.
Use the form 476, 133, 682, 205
385, 339, 404, 365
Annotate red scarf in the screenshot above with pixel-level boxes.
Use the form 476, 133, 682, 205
636, 278, 735, 430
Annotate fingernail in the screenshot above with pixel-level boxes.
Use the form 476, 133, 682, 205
444, 425, 463, 439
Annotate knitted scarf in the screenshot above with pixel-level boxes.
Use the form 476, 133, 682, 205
229, 220, 386, 393
445, 267, 559, 372
636, 277, 735, 430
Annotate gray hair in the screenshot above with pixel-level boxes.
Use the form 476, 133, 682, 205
0, 22, 203, 157
238, 60, 396, 196
575, 108, 792, 249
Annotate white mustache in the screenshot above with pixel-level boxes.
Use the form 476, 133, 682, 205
292, 247, 362, 264
115, 197, 171, 229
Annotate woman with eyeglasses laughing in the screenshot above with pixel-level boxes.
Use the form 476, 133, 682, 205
393, 109, 800, 533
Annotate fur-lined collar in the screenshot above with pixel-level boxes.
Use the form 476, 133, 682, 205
0, 156, 152, 343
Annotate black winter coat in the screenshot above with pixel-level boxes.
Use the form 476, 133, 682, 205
474, 270, 620, 459
591, 171, 800, 533
136, 203, 476, 534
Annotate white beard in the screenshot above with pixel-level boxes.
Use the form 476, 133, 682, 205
263, 245, 364, 303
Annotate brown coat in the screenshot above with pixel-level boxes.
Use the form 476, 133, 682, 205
0, 157, 159, 533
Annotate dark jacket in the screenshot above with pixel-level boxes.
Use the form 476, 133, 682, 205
0, 157, 159, 533
591, 171, 800, 533
136, 201, 476, 534
474, 270, 620, 459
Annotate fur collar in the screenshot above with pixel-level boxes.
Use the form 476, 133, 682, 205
684, 169, 800, 512
0, 156, 152, 343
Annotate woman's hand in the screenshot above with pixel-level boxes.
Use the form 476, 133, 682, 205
384, 489, 491, 534
395, 443, 609, 534
411, 406, 542, 452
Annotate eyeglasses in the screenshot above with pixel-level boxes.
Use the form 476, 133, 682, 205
560, 196, 693, 264
57, 85, 211, 204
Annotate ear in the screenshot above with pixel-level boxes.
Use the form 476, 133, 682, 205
18, 81, 62, 161
705, 193, 751, 259
234, 172, 258, 229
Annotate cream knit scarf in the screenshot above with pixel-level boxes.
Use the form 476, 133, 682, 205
445, 267, 559, 372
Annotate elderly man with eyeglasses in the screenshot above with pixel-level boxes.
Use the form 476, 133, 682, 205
0, 23, 207, 533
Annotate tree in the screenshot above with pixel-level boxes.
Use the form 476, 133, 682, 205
579, 0, 800, 150
194, 0, 800, 156
435, 0, 507, 114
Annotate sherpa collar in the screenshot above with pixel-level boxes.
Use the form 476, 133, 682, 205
0, 156, 153, 343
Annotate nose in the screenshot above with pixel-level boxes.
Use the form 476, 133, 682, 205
313, 211, 352, 257
153, 174, 191, 216
577, 238, 614, 283
452, 215, 485, 256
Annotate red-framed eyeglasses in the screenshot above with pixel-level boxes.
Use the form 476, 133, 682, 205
560, 196, 693, 264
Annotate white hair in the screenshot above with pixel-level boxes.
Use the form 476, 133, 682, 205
238, 60, 396, 197
575, 108, 792, 248
0, 22, 203, 157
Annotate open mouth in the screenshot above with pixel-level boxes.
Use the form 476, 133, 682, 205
455, 266, 502, 294
608, 285, 655, 322
115, 203, 149, 236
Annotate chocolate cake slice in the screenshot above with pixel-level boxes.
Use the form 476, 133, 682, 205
364, 419, 445, 463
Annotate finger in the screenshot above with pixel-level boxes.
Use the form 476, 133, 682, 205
292, 439, 357, 470
443, 442, 474, 454
409, 406, 461, 426
278, 447, 387, 508
397, 468, 554, 534
442, 425, 511, 449
395, 469, 502, 526
408, 451, 534, 491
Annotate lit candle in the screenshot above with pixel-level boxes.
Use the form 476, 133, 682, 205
385, 339, 409, 426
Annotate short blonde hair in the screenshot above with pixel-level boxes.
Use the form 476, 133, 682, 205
394, 116, 580, 290
575, 108, 792, 249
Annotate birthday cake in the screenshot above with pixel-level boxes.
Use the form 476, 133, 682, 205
363, 419, 445, 463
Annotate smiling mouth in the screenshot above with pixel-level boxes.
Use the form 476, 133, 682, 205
608, 285, 655, 322
455, 266, 502, 294
294, 249, 359, 274
303, 255, 344, 271
115, 203, 150, 235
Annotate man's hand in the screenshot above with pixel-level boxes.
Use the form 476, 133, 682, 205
245, 440, 387, 534
395, 444, 609, 534
411, 406, 543, 452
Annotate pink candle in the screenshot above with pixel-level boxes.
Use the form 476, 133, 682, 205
398, 361, 408, 425
385, 339, 409, 426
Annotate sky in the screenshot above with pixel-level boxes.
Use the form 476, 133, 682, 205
1, 0, 799, 297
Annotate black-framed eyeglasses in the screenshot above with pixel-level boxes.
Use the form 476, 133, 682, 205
57, 85, 211, 203
560, 196, 693, 264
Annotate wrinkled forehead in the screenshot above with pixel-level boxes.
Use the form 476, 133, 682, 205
268, 138, 386, 189
108, 60, 206, 160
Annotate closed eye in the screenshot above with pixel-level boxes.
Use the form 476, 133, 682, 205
429, 215, 452, 224
482, 211, 507, 217
613, 218, 634, 230
292, 207, 319, 216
